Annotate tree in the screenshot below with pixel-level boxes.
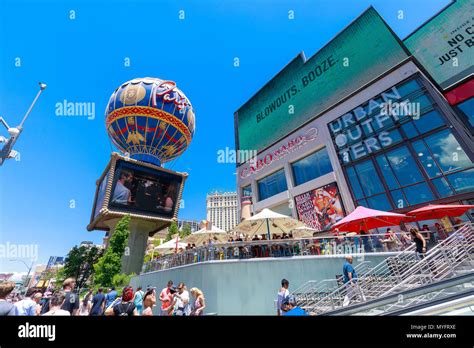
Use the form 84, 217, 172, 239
62, 244, 104, 291
165, 221, 178, 242
93, 215, 130, 287
179, 223, 192, 239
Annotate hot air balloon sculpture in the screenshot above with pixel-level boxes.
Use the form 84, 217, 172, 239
105, 77, 195, 166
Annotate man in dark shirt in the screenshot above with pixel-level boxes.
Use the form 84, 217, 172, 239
89, 288, 106, 316
60, 278, 79, 315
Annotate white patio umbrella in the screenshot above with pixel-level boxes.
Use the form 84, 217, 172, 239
184, 225, 228, 246
232, 208, 304, 240
291, 225, 319, 239
154, 237, 187, 252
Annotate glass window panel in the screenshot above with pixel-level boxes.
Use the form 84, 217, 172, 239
402, 182, 435, 206
391, 189, 408, 209
456, 98, 474, 128
366, 194, 392, 211
356, 199, 368, 207
412, 140, 443, 178
386, 146, 424, 186
402, 122, 419, 138
396, 79, 421, 99
292, 148, 333, 186
382, 128, 402, 148
347, 166, 364, 200
257, 169, 288, 201
375, 155, 399, 189
355, 160, 385, 197
411, 94, 433, 111
413, 109, 444, 134
424, 129, 473, 174
432, 177, 454, 198
242, 185, 252, 197
446, 168, 474, 194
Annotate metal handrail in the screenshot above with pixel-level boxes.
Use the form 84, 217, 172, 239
142, 232, 410, 273
321, 271, 474, 316
301, 223, 474, 315
292, 260, 374, 308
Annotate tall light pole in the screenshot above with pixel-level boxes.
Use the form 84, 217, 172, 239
0, 82, 47, 165
10, 259, 34, 289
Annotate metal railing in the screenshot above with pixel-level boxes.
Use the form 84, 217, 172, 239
300, 223, 474, 315
320, 271, 474, 316
291, 260, 373, 306
142, 232, 411, 273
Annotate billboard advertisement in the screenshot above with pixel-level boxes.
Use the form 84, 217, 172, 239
109, 159, 183, 218
235, 7, 408, 154
404, 0, 474, 89
294, 182, 345, 231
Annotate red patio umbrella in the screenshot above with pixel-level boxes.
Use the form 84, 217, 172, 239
406, 204, 474, 221
332, 206, 407, 233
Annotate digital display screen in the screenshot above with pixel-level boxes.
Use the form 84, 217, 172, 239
108, 159, 183, 218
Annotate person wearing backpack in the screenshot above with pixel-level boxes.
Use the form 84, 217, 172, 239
105, 286, 138, 316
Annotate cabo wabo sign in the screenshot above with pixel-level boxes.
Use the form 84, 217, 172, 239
239, 127, 318, 179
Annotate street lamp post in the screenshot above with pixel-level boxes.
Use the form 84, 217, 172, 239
10, 259, 34, 290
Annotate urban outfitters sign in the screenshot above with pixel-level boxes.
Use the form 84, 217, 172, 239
235, 7, 408, 154
328, 84, 414, 164
404, 0, 474, 89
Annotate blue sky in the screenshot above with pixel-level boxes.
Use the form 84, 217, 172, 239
0, 0, 450, 272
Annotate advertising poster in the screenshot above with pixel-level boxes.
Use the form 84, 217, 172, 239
294, 182, 345, 231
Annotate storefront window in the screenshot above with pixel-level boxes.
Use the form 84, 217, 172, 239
391, 189, 407, 209
385, 146, 424, 186
456, 98, 474, 128
257, 168, 288, 201
432, 177, 454, 197
366, 193, 391, 211
412, 109, 444, 134
396, 79, 421, 99
446, 168, 474, 194
375, 155, 398, 190
424, 129, 472, 174
402, 182, 434, 205
354, 160, 384, 197
346, 166, 364, 200
412, 140, 443, 178
330, 76, 473, 211
291, 147, 333, 186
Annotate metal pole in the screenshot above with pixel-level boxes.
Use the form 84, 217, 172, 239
19, 83, 47, 129
266, 218, 271, 241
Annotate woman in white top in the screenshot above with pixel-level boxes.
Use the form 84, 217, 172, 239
43, 291, 71, 316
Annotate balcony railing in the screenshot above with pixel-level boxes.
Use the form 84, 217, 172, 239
142, 231, 423, 273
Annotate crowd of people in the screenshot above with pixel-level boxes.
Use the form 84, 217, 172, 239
0, 277, 206, 317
